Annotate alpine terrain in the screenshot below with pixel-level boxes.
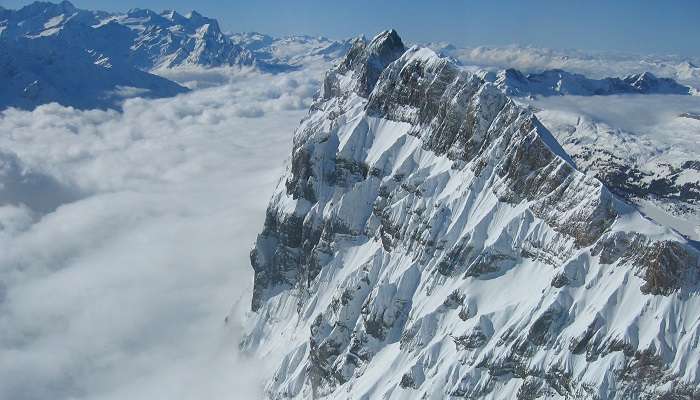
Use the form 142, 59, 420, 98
0, 1, 293, 110
243, 30, 700, 399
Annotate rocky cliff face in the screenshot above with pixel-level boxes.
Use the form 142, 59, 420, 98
243, 30, 700, 399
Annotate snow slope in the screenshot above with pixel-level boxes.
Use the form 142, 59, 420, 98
523, 95, 700, 241
0, 36, 187, 110
243, 30, 700, 400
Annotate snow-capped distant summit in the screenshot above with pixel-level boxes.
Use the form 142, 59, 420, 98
0, 1, 199, 110
115, 8, 255, 70
431, 43, 700, 88
0, 1, 292, 110
0, 35, 188, 111
230, 31, 352, 68
488, 68, 694, 97
243, 29, 700, 400
0, 1, 259, 70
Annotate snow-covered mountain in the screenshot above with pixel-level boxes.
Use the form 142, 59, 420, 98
107, 8, 256, 70
0, 1, 256, 70
0, 35, 187, 110
430, 43, 700, 89
242, 30, 700, 399
484, 68, 695, 97
230, 32, 352, 68
0, 1, 208, 110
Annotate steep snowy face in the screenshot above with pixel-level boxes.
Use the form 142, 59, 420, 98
490, 68, 694, 97
0, 33, 188, 110
245, 30, 700, 400
0, 1, 256, 70
328, 29, 406, 97
468, 66, 700, 241
110, 8, 255, 69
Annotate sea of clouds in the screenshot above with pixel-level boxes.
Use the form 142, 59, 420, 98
433, 44, 700, 87
524, 94, 700, 152
3, 37, 700, 400
0, 66, 323, 400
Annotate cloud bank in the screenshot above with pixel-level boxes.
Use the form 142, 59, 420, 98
433, 44, 700, 87
524, 94, 700, 152
0, 67, 322, 400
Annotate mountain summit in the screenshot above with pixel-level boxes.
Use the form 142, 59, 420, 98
244, 30, 700, 399
0, 1, 256, 70
329, 29, 406, 97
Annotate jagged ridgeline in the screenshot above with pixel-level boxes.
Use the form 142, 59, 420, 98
244, 30, 700, 399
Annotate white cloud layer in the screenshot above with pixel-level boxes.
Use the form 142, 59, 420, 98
0, 67, 322, 400
438, 45, 700, 87
523, 94, 700, 154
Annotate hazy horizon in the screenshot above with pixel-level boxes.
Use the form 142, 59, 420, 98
3, 0, 700, 58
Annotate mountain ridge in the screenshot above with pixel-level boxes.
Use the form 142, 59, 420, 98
486, 68, 695, 97
243, 30, 700, 399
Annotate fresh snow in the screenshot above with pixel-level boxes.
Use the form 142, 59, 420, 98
525, 95, 700, 240
245, 31, 700, 399
1, 4, 699, 399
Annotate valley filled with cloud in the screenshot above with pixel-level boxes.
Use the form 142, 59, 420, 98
0, 67, 321, 399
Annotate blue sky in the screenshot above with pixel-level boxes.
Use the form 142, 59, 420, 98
3, 0, 700, 56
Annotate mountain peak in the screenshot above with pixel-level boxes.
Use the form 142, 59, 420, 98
247, 39, 700, 399
160, 9, 185, 22
331, 29, 406, 97
367, 29, 403, 52
20, 0, 76, 15
187, 10, 204, 21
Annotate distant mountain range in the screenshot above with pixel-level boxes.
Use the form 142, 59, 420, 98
0, 1, 255, 70
230, 32, 352, 67
0, 1, 358, 110
0, 1, 697, 111
484, 68, 695, 97
430, 42, 700, 88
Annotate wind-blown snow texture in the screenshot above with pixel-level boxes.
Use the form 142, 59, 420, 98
244, 30, 700, 399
